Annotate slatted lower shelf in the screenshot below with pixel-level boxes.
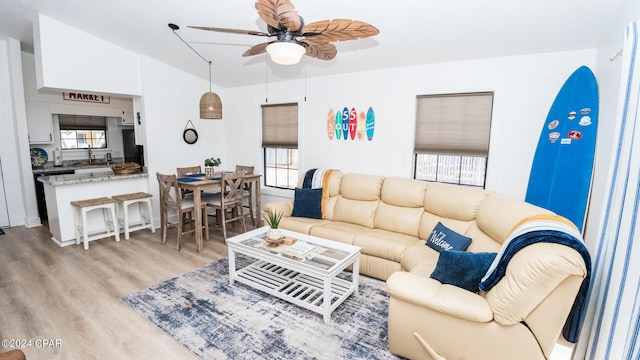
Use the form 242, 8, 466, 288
234, 259, 356, 321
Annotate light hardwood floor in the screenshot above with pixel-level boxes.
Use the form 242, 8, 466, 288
0, 221, 250, 360
1, 222, 574, 360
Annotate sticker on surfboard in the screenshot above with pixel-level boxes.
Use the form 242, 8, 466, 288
342, 107, 349, 140
349, 107, 357, 140
366, 107, 375, 141
335, 110, 342, 140
327, 108, 334, 140
357, 110, 366, 140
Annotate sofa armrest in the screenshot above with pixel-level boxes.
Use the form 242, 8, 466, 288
386, 271, 493, 323
264, 200, 294, 217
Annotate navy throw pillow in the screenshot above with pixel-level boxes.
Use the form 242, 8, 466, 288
426, 222, 472, 252
291, 187, 323, 219
430, 251, 498, 292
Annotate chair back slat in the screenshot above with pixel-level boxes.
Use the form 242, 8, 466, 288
222, 171, 245, 205
156, 173, 180, 210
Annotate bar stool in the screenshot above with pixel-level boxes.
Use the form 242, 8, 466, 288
112, 192, 155, 240
71, 197, 120, 250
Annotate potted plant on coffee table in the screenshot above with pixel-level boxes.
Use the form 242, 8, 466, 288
264, 209, 283, 246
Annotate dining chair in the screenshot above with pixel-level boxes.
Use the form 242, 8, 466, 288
156, 172, 209, 251
235, 164, 256, 226
176, 165, 202, 198
206, 170, 247, 243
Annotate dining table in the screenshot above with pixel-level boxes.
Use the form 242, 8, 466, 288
176, 171, 262, 252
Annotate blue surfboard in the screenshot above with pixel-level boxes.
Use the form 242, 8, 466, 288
525, 66, 598, 232
366, 107, 375, 141
342, 107, 349, 140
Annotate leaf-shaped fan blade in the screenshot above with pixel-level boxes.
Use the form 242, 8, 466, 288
188, 26, 270, 37
255, 0, 301, 32
302, 19, 379, 43
303, 42, 337, 60
242, 42, 270, 57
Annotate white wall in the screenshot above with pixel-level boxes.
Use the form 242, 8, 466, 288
34, 14, 141, 96
225, 50, 596, 203
138, 55, 227, 216
0, 38, 40, 227
21, 52, 135, 162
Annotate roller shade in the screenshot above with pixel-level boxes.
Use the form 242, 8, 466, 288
262, 103, 298, 148
58, 114, 107, 130
415, 92, 493, 156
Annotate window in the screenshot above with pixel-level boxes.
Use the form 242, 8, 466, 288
262, 103, 299, 189
58, 115, 108, 150
414, 92, 493, 188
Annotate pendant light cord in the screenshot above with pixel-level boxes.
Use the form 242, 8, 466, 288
169, 23, 214, 93
169, 23, 210, 65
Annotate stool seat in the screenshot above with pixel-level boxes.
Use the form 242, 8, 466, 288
112, 192, 152, 202
112, 192, 155, 240
71, 197, 117, 208
71, 197, 120, 250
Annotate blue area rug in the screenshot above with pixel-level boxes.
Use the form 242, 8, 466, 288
121, 256, 401, 359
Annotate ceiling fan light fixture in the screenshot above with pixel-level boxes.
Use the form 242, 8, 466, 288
266, 41, 306, 65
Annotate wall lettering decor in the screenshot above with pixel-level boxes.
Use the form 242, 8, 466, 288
326, 107, 374, 141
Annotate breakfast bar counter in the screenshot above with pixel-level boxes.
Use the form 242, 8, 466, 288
39, 169, 150, 247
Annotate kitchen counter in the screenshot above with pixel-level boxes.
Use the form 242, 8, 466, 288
38, 168, 148, 186
40, 167, 151, 247
32, 159, 126, 174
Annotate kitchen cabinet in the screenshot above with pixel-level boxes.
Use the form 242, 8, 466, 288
26, 103, 54, 144
121, 110, 134, 125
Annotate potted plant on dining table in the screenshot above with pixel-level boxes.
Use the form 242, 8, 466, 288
204, 157, 221, 177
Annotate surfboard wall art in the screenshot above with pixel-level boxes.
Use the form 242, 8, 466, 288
524, 66, 598, 233
326, 107, 375, 141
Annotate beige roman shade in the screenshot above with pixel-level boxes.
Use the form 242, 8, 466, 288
262, 103, 298, 148
414, 92, 493, 156
58, 114, 107, 130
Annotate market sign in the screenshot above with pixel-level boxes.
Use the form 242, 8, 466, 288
63, 92, 110, 104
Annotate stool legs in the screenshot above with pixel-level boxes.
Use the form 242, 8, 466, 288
71, 198, 120, 250
115, 196, 155, 240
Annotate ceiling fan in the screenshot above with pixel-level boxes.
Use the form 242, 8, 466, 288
188, 0, 379, 65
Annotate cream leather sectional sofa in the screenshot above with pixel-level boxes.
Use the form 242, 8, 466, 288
264, 172, 588, 360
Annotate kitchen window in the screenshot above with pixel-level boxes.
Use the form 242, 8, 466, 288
58, 115, 108, 150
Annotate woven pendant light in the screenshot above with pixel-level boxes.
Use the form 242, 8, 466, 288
200, 91, 222, 119
200, 60, 222, 119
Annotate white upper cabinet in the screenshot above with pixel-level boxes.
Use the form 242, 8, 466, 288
26, 103, 53, 144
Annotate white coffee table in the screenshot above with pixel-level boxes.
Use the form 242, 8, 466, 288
227, 226, 361, 324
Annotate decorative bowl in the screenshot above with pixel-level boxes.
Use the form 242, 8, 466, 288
111, 162, 141, 175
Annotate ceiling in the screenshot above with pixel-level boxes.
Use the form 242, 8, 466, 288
0, 0, 625, 89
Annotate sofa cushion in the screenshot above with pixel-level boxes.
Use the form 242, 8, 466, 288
354, 229, 419, 262
291, 187, 323, 219
308, 221, 366, 245
380, 177, 427, 207
340, 173, 384, 201
426, 222, 472, 252
374, 202, 424, 237
333, 196, 379, 228
430, 250, 497, 292
424, 182, 489, 221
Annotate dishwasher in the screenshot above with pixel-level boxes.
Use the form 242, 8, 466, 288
34, 169, 74, 221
